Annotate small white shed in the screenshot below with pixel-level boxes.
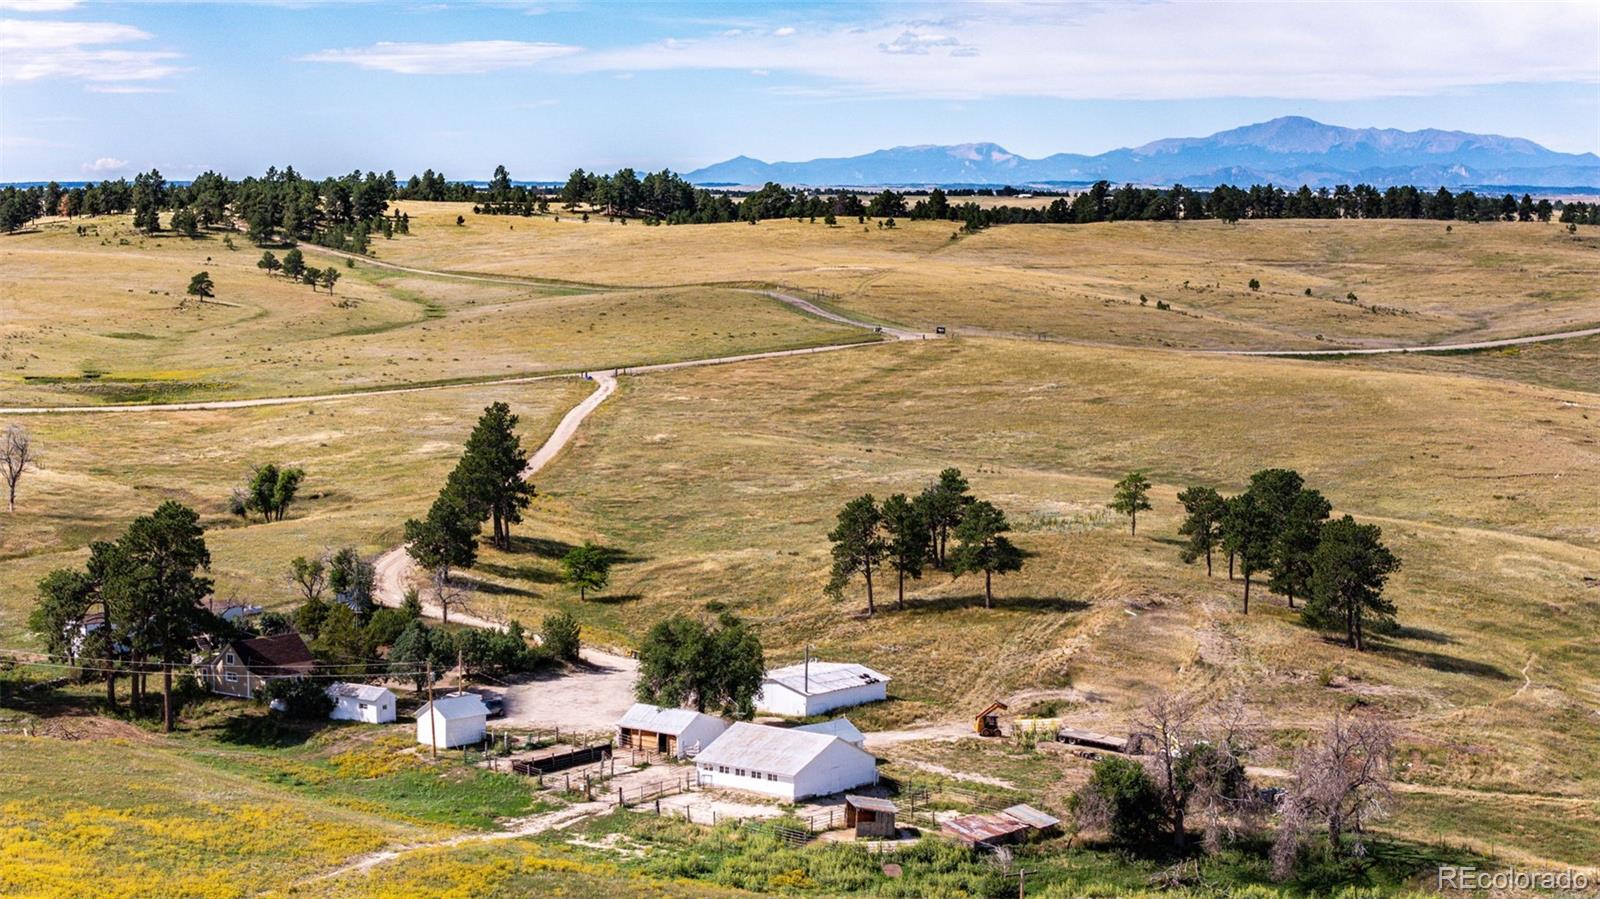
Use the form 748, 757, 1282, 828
754, 661, 890, 717
326, 682, 396, 724
416, 692, 488, 749
795, 717, 867, 749
694, 722, 878, 801
617, 703, 728, 758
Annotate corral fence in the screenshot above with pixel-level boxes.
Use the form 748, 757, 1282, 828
743, 818, 814, 847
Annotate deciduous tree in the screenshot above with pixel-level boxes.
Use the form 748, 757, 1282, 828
2, 423, 37, 512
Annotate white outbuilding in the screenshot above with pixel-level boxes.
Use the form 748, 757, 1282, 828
326, 682, 396, 724
794, 717, 867, 749
416, 692, 488, 749
754, 661, 890, 717
617, 703, 729, 759
694, 722, 878, 801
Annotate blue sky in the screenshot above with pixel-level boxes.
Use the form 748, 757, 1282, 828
1, 0, 1596, 182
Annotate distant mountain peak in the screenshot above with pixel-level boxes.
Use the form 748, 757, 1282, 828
685, 118, 1599, 189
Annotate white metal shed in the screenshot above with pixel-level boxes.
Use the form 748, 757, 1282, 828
416, 693, 488, 749
754, 661, 890, 717
326, 682, 396, 724
794, 717, 867, 748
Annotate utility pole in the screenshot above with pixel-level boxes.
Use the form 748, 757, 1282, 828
456, 647, 463, 696
427, 659, 437, 760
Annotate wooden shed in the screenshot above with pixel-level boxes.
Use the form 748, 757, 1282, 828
844, 794, 899, 838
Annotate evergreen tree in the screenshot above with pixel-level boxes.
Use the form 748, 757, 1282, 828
827, 494, 885, 616
1176, 486, 1225, 576
881, 492, 930, 611
949, 500, 1024, 609
1304, 516, 1400, 651
1109, 471, 1153, 535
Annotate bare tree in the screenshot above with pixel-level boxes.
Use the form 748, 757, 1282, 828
2, 423, 38, 512
1272, 713, 1396, 879
1135, 690, 1262, 853
430, 567, 473, 625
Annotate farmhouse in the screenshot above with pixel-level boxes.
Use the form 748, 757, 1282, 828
753, 661, 889, 717
694, 722, 878, 800
416, 692, 488, 749
197, 632, 315, 699
794, 717, 867, 748
617, 703, 728, 758
326, 682, 396, 724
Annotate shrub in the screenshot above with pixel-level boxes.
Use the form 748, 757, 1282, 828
1248, 278, 1261, 291
259, 677, 335, 719
1073, 756, 1163, 847
541, 610, 581, 662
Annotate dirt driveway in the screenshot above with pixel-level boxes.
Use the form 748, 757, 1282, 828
496, 648, 639, 735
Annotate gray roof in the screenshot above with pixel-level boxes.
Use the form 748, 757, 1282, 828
417, 692, 488, 720
794, 717, 865, 744
695, 722, 859, 776
1003, 803, 1060, 829
326, 682, 393, 703
763, 661, 890, 696
845, 794, 898, 814
618, 703, 720, 735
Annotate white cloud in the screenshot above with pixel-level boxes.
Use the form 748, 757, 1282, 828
299, 39, 579, 75
82, 156, 128, 174
0, 18, 182, 84
86, 84, 170, 94
564, 1, 1600, 102
0, 0, 81, 11
750, 68, 768, 76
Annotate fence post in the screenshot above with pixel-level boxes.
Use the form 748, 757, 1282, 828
618, 788, 624, 806
655, 798, 661, 815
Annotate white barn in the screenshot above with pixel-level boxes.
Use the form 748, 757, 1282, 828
795, 717, 866, 749
326, 683, 396, 724
416, 693, 488, 749
694, 722, 878, 801
754, 661, 890, 717
617, 703, 728, 759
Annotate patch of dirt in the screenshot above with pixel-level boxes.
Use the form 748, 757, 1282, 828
26, 714, 153, 742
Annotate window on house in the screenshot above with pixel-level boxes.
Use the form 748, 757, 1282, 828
225, 653, 236, 664
735, 769, 745, 777
224, 672, 238, 683
359, 703, 371, 711
767, 773, 778, 781
718, 765, 728, 773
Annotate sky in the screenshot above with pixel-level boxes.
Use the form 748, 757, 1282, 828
1, 0, 1597, 182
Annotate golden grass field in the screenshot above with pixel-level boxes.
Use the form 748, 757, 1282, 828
376, 202, 1600, 351
0, 217, 870, 405
3, 205, 1598, 879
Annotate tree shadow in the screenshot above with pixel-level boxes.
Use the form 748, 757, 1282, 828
474, 560, 562, 585
1377, 644, 1511, 681
1391, 625, 1455, 645
584, 592, 643, 605
206, 712, 324, 748
507, 535, 648, 565
898, 594, 1092, 616
453, 574, 536, 598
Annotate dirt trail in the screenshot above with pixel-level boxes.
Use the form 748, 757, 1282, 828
313, 801, 609, 882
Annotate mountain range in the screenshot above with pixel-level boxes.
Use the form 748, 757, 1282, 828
685, 117, 1600, 190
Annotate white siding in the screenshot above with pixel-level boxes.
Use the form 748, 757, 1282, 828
417, 709, 486, 748
696, 737, 877, 800
331, 693, 395, 724
755, 680, 887, 717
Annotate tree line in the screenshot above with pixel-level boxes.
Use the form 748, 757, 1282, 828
827, 468, 1024, 614
6, 165, 1592, 235
1163, 468, 1400, 650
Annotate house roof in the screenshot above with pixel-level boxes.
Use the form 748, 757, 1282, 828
326, 682, 393, 703
794, 717, 866, 744
694, 722, 864, 776
762, 661, 890, 697
845, 794, 898, 814
618, 703, 721, 735
232, 632, 315, 676
417, 692, 488, 720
